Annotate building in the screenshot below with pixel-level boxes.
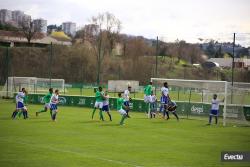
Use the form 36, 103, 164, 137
207, 58, 250, 69
18, 14, 31, 26
12, 10, 24, 23
10, 10, 31, 27
33, 19, 47, 33
62, 22, 76, 37
0, 9, 31, 27
0, 9, 12, 23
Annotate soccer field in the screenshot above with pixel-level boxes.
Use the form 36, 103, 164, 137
0, 99, 250, 167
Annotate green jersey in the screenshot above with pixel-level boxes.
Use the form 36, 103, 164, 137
95, 91, 104, 102
44, 93, 52, 103
23, 95, 28, 105
144, 85, 152, 96
117, 97, 124, 110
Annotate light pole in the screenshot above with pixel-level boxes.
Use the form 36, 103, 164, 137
6, 47, 9, 97
155, 36, 159, 77
231, 33, 235, 87
231, 33, 236, 104
97, 31, 102, 85
49, 42, 53, 88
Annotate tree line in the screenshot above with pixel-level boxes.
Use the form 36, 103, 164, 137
1, 12, 249, 85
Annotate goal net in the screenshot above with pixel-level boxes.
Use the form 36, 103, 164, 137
0, 77, 65, 97
108, 80, 139, 93
151, 78, 250, 126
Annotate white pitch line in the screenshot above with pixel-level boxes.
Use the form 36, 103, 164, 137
0, 138, 142, 167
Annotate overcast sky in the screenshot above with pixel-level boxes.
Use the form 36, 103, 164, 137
1, 0, 250, 46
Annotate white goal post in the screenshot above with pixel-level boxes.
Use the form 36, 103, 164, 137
151, 78, 228, 126
0, 77, 65, 97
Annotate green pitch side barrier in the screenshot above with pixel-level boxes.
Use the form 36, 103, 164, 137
243, 105, 250, 121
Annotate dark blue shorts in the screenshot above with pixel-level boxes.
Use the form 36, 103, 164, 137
102, 105, 109, 112
210, 109, 219, 116
50, 104, 58, 111
124, 101, 129, 106
16, 102, 24, 109
160, 96, 168, 104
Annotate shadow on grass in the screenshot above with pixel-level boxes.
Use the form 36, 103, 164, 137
0, 117, 13, 120
29, 120, 53, 123
79, 120, 101, 124
99, 123, 120, 127
150, 120, 168, 124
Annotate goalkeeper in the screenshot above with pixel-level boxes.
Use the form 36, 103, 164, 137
166, 101, 179, 121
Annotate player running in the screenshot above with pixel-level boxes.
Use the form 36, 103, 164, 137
36, 88, 53, 117
50, 89, 59, 122
11, 88, 28, 119
117, 92, 128, 125
91, 86, 105, 121
123, 85, 132, 118
102, 91, 112, 121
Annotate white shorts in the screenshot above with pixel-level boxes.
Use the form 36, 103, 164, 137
144, 95, 152, 103
94, 101, 103, 109
118, 109, 127, 115
44, 103, 50, 109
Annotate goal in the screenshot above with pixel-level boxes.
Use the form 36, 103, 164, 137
0, 77, 65, 97
151, 78, 250, 126
108, 80, 139, 92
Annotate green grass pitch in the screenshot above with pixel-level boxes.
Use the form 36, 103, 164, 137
0, 99, 250, 167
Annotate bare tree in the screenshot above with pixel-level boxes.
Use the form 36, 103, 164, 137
86, 12, 121, 84
20, 20, 42, 45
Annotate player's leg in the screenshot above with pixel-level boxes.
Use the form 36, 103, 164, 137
104, 105, 112, 121
51, 110, 57, 121
152, 103, 157, 118
159, 104, 164, 118
11, 109, 18, 119
107, 111, 112, 121
215, 110, 219, 124
172, 111, 179, 120
36, 104, 48, 116
22, 108, 26, 119
50, 108, 52, 118
208, 114, 212, 125
12, 102, 23, 119
165, 111, 170, 120
91, 108, 96, 119
91, 102, 98, 119
98, 102, 104, 121
163, 105, 169, 119
51, 104, 58, 121
208, 110, 216, 125
124, 101, 130, 118
23, 106, 28, 119
17, 110, 23, 118
119, 109, 127, 125
144, 95, 150, 116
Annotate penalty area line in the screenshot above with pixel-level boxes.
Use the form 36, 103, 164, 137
0, 138, 142, 167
